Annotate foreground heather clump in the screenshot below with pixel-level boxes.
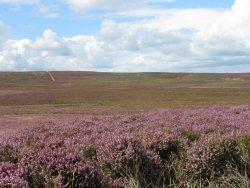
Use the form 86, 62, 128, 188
0, 106, 249, 187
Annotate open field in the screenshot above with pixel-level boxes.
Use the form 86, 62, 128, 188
0, 72, 250, 187
1, 72, 250, 113
1, 72, 250, 132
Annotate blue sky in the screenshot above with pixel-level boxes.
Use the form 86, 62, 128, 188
165, 0, 234, 8
0, 0, 249, 72
0, 0, 235, 39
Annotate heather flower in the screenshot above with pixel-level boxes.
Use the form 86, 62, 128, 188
0, 106, 249, 186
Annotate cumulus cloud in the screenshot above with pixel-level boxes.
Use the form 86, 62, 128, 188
0, 0, 250, 72
193, 0, 250, 69
0, 25, 191, 71
203, 0, 250, 41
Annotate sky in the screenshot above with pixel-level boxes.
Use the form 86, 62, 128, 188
0, 0, 249, 72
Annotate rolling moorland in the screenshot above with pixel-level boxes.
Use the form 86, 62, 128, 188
1, 72, 250, 112
0, 72, 249, 132
0, 72, 249, 187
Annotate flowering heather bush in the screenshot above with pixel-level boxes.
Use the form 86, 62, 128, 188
0, 162, 28, 187
0, 106, 249, 187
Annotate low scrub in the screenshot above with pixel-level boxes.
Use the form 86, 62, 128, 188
0, 106, 249, 187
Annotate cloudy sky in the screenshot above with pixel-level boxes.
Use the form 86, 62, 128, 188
0, 0, 249, 72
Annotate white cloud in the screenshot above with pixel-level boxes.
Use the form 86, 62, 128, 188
0, 0, 250, 72
66, 0, 119, 10
0, 26, 191, 71
199, 0, 250, 42
192, 0, 250, 70
66, 0, 174, 10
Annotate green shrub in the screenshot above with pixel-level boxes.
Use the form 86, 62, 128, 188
83, 147, 97, 161
0, 145, 18, 163
158, 141, 183, 161
181, 130, 200, 141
